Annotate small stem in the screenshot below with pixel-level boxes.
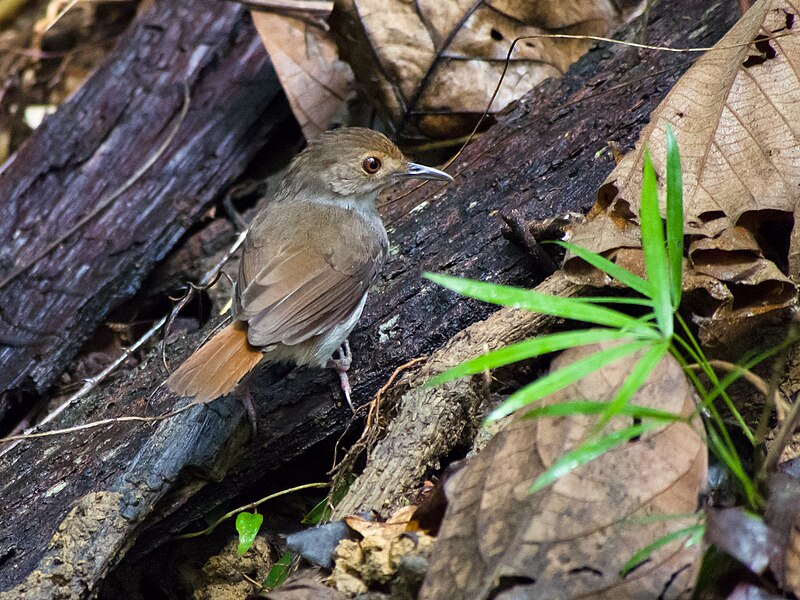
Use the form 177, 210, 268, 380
674, 317, 754, 444
176, 482, 328, 539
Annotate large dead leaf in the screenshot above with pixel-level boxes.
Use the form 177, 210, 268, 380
329, 0, 645, 139
252, 4, 354, 139
420, 342, 707, 600
563, 0, 800, 345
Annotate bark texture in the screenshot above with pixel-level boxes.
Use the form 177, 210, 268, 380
0, 0, 290, 419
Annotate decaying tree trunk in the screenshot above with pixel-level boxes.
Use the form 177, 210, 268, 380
0, 0, 742, 597
0, 0, 291, 421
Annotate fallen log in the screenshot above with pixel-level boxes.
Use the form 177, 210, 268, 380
0, 0, 291, 422
0, 0, 742, 596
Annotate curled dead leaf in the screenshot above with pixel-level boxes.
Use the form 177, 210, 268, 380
331, 505, 434, 596
252, 6, 354, 139
420, 342, 707, 600
563, 0, 800, 345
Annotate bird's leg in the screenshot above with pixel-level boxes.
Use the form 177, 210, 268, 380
236, 386, 258, 438
326, 339, 354, 412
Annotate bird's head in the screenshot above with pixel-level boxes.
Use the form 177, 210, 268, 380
281, 128, 452, 204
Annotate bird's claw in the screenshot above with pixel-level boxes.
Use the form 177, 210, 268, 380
327, 340, 355, 412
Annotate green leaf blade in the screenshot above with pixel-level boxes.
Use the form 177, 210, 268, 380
428, 328, 635, 387
523, 400, 683, 423
621, 523, 704, 577
487, 340, 652, 421
236, 511, 264, 556
595, 341, 669, 431
665, 124, 684, 309
640, 149, 673, 338
530, 422, 662, 493
424, 273, 658, 335
263, 552, 293, 589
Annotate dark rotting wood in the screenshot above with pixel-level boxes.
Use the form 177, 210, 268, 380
0, 0, 291, 422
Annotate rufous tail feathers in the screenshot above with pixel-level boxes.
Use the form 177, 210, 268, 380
167, 321, 263, 403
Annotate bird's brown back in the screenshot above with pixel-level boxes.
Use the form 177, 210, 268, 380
235, 197, 388, 359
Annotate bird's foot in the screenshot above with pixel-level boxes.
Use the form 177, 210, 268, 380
326, 340, 354, 412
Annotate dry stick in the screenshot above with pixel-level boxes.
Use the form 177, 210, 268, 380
161, 228, 247, 371
0, 403, 197, 444
41, 0, 79, 34
176, 481, 328, 539
237, 570, 263, 591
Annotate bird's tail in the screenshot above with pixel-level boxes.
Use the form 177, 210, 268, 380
167, 321, 263, 403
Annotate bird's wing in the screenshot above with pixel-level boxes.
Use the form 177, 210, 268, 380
235, 220, 386, 349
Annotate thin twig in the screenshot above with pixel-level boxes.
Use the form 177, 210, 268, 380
328, 356, 426, 506
0, 403, 197, 446
381, 28, 797, 216
0, 220, 248, 456
237, 570, 263, 590
161, 226, 247, 371
42, 0, 79, 34
176, 482, 328, 539
44, 315, 171, 427
361, 356, 427, 429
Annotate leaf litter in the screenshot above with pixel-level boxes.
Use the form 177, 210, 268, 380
563, 0, 800, 345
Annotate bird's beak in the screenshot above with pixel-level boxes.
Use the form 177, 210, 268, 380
403, 162, 453, 182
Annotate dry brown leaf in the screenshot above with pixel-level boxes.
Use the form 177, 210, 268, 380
252, 6, 353, 139
330, 0, 645, 139
563, 0, 800, 345
420, 342, 707, 600
332, 506, 434, 595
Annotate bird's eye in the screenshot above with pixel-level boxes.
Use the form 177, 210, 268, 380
362, 156, 382, 174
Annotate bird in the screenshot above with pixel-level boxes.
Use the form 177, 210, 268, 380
167, 127, 453, 412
